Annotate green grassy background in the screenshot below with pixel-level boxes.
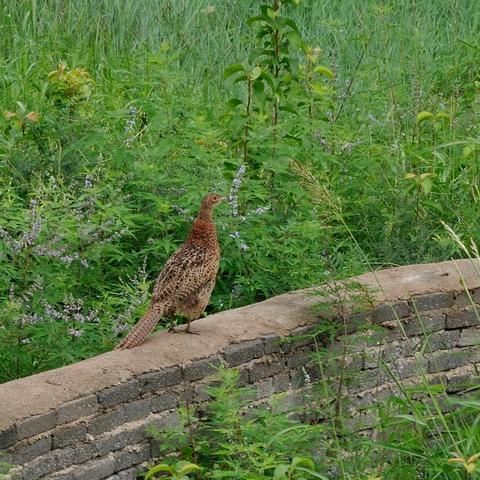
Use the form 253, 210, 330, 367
0, 0, 479, 381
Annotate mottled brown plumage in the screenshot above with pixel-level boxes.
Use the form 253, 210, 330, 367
116, 193, 223, 349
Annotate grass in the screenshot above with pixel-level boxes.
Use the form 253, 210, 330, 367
1, 1, 480, 478
0, 0, 480, 450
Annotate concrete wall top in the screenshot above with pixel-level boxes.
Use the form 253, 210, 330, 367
2, 258, 479, 429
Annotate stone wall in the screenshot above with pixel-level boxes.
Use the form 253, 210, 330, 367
2, 259, 480, 479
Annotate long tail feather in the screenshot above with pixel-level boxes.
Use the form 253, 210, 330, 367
116, 304, 164, 349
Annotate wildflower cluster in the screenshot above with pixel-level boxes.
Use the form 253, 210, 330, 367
124, 105, 137, 147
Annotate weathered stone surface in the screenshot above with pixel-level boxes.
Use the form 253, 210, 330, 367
458, 326, 480, 346
372, 301, 410, 323
20, 450, 58, 480
223, 340, 264, 366
402, 314, 445, 336
183, 356, 221, 382
57, 395, 98, 425
98, 381, 141, 408
16, 411, 56, 440
272, 373, 290, 393
454, 291, 478, 307
150, 391, 178, 413
17, 411, 57, 440
88, 408, 125, 437
249, 357, 285, 382
446, 309, 480, 329
387, 357, 428, 380
427, 330, 461, 350
74, 454, 115, 480
286, 347, 314, 369
347, 369, 387, 393
53, 423, 86, 449
113, 442, 150, 471
0, 425, 17, 450
428, 349, 471, 373
410, 292, 454, 312
10, 435, 52, 465
262, 333, 282, 354
255, 378, 274, 399
121, 398, 152, 423
139, 367, 183, 393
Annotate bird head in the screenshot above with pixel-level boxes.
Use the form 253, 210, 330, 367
202, 193, 224, 209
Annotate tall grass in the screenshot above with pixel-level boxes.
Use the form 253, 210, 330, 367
0, 0, 479, 380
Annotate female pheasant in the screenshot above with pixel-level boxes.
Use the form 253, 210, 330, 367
116, 193, 223, 349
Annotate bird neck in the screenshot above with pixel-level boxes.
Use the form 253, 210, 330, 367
188, 217, 218, 248
197, 204, 213, 222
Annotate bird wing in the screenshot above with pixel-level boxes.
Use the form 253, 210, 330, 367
151, 243, 219, 304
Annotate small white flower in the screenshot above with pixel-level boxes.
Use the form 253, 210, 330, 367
68, 328, 82, 338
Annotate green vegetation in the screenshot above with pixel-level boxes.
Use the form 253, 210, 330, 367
0, 0, 479, 383
2, 2, 480, 478
0, 0, 480, 380
143, 364, 480, 480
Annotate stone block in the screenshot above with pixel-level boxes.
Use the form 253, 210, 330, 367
53, 423, 86, 449
183, 356, 221, 382
446, 309, 480, 329
387, 357, 428, 380
115, 467, 138, 480
139, 367, 182, 393
223, 340, 264, 367
113, 442, 150, 471
454, 291, 478, 308
427, 330, 461, 350
372, 301, 410, 324
20, 450, 57, 480
150, 391, 178, 413
263, 333, 282, 354
10, 435, 52, 465
74, 455, 115, 480
97, 381, 141, 408
347, 369, 387, 394
272, 373, 290, 393
428, 349, 471, 373
458, 327, 480, 346
16, 411, 56, 439
57, 395, 98, 425
0, 425, 17, 450
255, 378, 274, 399
410, 292, 454, 312
402, 314, 445, 336
55, 443, 97, 470
88, 408, 125, 436
285, 347, 313, 369
95, 421, 146, 457
446, 367, 479, 393
121, 398, 152, 423
249, 357, 284, 382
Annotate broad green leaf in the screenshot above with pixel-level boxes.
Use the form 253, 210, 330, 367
314, 65, 334, 79
250, 66, 262, 80
292, 457, 315, 469
224, 98, 243, 113
145, 464, 173, 480
286, 30, 303, 48
273, 465, 289, 479
279, 104, 299, 115
178, 463, 202, 475
223, 63, 245, 79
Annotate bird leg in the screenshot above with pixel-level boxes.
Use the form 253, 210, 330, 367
185, 321, 200, 335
